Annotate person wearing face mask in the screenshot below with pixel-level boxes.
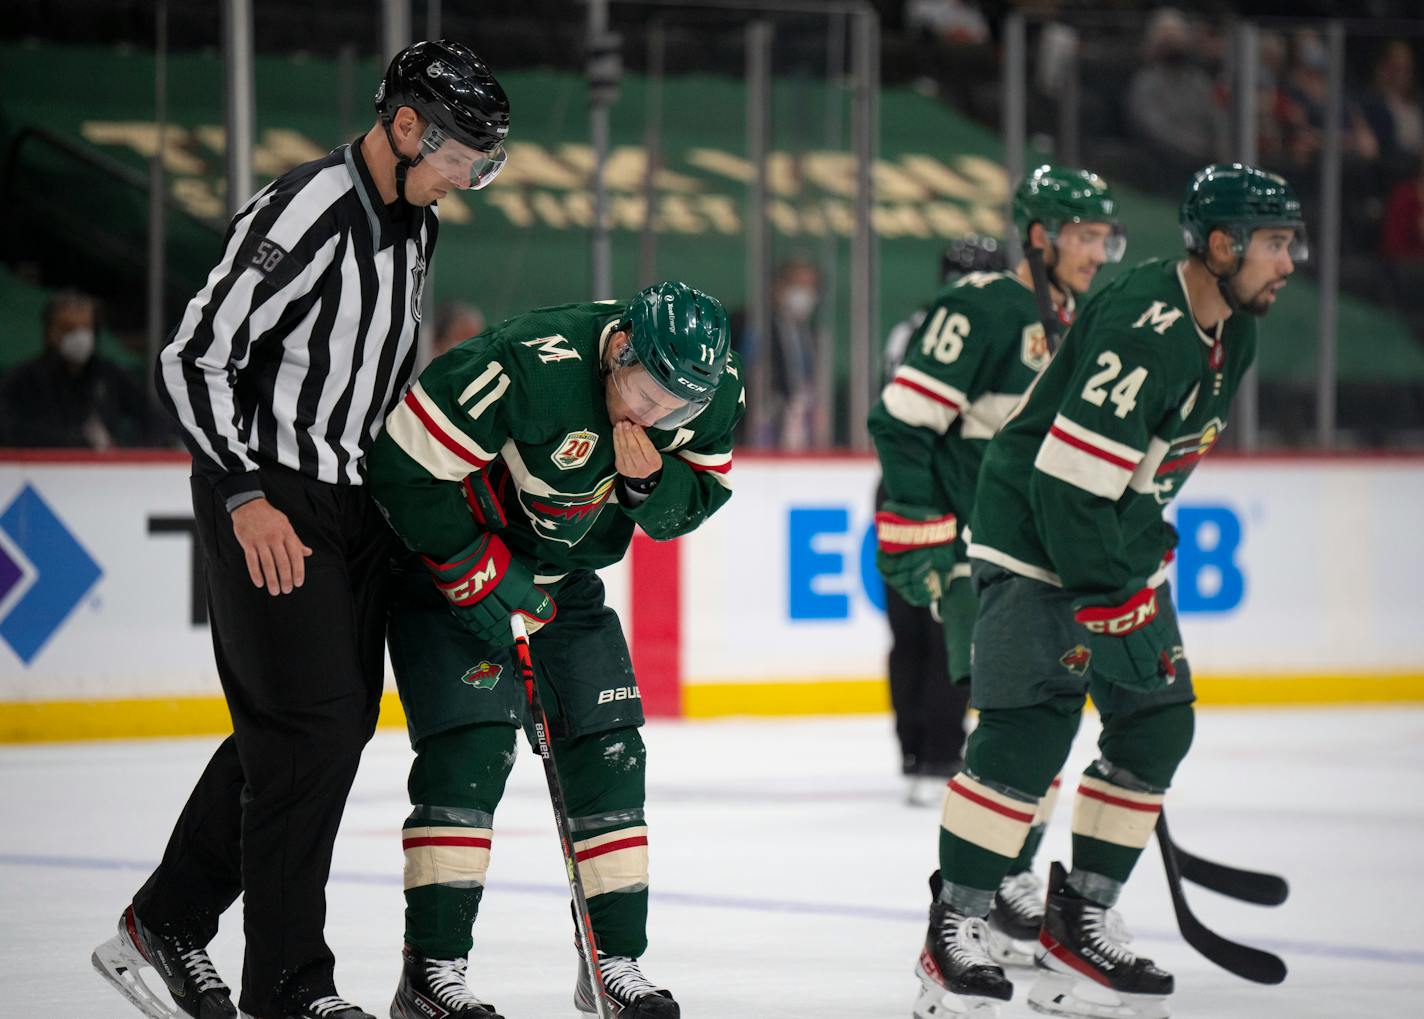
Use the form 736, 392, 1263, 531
732, 257, 823, 449
1125, 8, 1228, 170
364, 280, 741, 1017
0, 290, 162, 449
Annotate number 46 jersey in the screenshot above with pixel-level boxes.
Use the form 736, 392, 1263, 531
869, 270, 1063, 525
968, 258, 1257, 597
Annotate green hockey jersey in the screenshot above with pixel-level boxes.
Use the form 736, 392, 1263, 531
366, 301, 744, 577
868, 270, 1060, 523
968, 258, 1257, 595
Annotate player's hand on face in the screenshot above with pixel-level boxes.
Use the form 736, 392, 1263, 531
230, 498, 313, 596
613, 421, 663, 479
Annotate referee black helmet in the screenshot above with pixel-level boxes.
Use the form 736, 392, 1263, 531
376, 40, 510, 153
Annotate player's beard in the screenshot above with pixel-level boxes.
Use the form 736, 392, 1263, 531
1228, 275, 1281, 317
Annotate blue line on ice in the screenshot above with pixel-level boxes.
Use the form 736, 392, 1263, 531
5, 851, 1421, 969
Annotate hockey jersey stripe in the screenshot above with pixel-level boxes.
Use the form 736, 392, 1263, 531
1072, 777, 1164, 850
677, 450, 732, 471
1127, 436, 1171, 494
941, 775, 1038, 858
1049, 414, 1144, 466
384, 382, 496, 482
882, 382, 960, 435
1036, 430, 1136, 500
893, 365, 966, 408
402, 825, 494, 891
676, 451, 733, 490
384, 398, 478, 482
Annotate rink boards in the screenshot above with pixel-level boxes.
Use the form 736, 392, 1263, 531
1, 451, 1422, 741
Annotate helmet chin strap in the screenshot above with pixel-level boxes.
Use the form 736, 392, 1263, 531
1205, 252, 1245, 315
1042, 240, 1073, 309
380, 116, 423, 204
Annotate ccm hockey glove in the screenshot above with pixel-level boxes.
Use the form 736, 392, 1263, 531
875, 502, 958, 608
1072, 584, 1177, 692
422, 534, 555, 646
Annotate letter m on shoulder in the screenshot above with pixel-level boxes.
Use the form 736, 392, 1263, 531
521, 335, 581, 364
1133, 301, 1184, 335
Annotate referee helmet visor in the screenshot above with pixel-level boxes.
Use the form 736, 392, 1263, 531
418, 122, 506, 190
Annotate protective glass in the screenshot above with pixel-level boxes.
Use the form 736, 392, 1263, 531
1053, 219, 1128, 263
419, 123, 507, 190
1244, 224, 1309, 264
609, 348, 713, 430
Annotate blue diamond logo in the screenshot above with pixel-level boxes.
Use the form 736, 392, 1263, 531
0, 485, 103, 664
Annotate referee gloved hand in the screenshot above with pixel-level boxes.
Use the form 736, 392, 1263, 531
875, 502, 958, 608
423, 534, 556, 646
1072, 583, 1178, 692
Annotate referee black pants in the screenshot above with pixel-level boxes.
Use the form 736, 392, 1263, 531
133, 463, 393, 1015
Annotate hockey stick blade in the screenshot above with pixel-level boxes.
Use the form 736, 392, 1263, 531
1157, 814, 1287, 985
1175, 844, 1290, 906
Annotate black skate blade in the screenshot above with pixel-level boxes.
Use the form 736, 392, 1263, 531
1157, 815, 1288, 985
1176, 846, 1290, 906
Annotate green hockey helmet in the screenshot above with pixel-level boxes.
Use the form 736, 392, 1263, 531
1013, 164, 1126, 262
1180, 163, 1308, 262
612, 281, 730, 429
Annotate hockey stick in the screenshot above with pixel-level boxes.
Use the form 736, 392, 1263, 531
1024, 244, 1064, 355
1156, 812, 1287, 984
1172, 838, 1290, 906
511, 615, 614, 1019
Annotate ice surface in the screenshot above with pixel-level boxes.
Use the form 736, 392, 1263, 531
2, 706, 1421, 1017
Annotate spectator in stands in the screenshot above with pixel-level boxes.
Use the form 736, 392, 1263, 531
1363, 40, 1424, 171
1280, 28, 1378, 165
429, 299, 485, 358
1382, 157, 1424, 261
1126, 9, 1228, 168
1380, 156, 1424, 335
1255, 31, 1293, 162
732, 257, 824, 449
0, 290, 161, 449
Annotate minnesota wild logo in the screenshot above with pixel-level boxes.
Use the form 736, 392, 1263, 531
1150, 416, 1226, 504
461, 661, 502, 690
1060, 645, 1092, 677
520, 474, 617, 547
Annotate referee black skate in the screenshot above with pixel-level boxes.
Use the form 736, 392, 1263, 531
90, 40, 510, 1019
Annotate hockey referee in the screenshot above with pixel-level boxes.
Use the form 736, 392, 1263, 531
91, 41, 510, 1019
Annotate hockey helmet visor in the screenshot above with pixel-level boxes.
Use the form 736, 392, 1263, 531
608, 341, 713, 429
418, 122, 507, 190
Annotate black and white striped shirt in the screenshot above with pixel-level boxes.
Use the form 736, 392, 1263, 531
157, 139, 438, 510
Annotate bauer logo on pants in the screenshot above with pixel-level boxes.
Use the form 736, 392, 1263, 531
597, 686, 642, 705
461, 660, 503, 690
